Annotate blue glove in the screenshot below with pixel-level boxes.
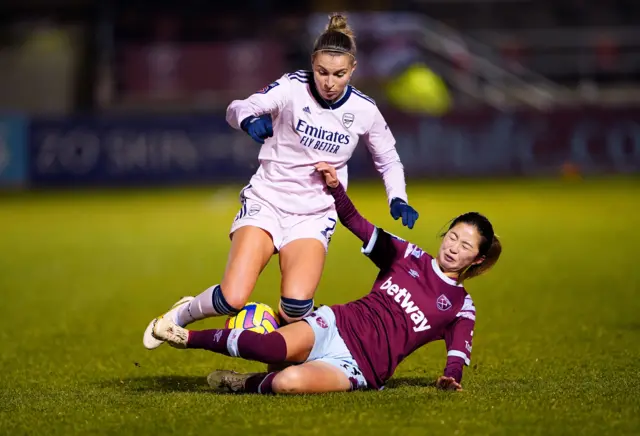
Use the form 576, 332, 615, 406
390, 198, 419, 229
241, 114, 273, 144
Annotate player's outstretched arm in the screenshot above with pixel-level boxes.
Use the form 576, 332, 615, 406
439, 305, 475, 392
315, 163, 375, 243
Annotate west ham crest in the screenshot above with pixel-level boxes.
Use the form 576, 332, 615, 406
342, 113, 354, 128
436, 294, 452, 311
316, 316, 328, 329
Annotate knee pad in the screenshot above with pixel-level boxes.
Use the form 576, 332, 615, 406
279, 296, 314, 324
211, 285, 241, 316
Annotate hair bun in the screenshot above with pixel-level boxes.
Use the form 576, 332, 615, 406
326, 13, 354, 38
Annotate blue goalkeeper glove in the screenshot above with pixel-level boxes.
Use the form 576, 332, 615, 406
241, 114, 273, 144
390, 198, 419, 229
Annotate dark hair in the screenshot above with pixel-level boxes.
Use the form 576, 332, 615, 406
312, 13, 356, 59
442, 212, 502, 283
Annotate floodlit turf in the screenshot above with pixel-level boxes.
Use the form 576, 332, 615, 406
1, 176, 639, 435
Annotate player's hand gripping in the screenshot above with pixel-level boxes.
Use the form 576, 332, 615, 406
436, 376, 463, 392
241, 114, 273, 144
315, 162, 339, 188
390, 198, 419, 229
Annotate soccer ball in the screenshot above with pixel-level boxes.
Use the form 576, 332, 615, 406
225, 302, 280, 334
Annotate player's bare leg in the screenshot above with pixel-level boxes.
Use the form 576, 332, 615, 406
219, 226, 275, 309
143, 226, 274, 350
270, 319, 352, 394
208, 361, 351, 395
155, 317, 322, 393
272, 361, 352, 394
201, 323, 346, 394
273, 317, 316, 361
175, 225, 275, 325
267, 238, 326, 371
278, 238, 326, 322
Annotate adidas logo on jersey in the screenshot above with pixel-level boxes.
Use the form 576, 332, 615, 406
380, 277, 431, 332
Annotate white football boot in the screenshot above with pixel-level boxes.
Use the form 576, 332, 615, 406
142, 296, 194, 350
206, 370, 265, 393
150, 316, 189, 348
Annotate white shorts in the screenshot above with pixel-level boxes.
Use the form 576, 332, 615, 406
303, 306, 368, 391
229, 185, 338, 252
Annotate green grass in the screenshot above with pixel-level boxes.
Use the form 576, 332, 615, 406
1, 176, 639, 435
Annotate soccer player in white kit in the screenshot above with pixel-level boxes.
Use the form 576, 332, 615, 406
143, 13, 420, 350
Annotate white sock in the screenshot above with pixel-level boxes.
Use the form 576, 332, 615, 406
176, 285, 220, 327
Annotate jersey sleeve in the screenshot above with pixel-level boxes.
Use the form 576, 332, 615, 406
362, 228, 416, 271
226, 74, 292, 130
329, 182, 376, 244
362, 108, 408, 204
442, 295, 476, 383
329, 182, 417, 271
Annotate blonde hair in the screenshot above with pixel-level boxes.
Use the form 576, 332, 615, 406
313, 13, 356, 58
326, 13, 354, 39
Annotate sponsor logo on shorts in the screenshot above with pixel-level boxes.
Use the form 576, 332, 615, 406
316, 316, 328, 329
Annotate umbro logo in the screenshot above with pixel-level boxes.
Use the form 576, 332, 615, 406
409, 269, 420, 279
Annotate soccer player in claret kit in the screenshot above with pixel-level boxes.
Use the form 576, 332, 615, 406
142, 13, 418, 349
150, 163, 502, 394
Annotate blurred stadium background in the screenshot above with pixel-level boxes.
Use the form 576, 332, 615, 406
1, 1, 639, 435
1, 0, 640, 185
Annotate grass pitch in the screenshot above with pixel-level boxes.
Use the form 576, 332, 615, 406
1, 176, 639, 435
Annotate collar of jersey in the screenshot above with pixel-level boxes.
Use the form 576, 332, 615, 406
309, 82, 352, 110
431, 259, 463, 287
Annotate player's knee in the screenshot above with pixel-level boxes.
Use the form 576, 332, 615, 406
272, 366, 307, 394
220, 276, 259, 312
223, 292, 248, 313
278, 296, 314, 325
211, 285, 245, 315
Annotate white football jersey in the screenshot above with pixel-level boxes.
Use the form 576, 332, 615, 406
226, 70, 408, 214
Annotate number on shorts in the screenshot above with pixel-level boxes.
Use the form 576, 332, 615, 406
321, 217, 337, 243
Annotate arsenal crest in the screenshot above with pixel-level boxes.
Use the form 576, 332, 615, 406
436, 294, 452, 311
342, 113, 354, 128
